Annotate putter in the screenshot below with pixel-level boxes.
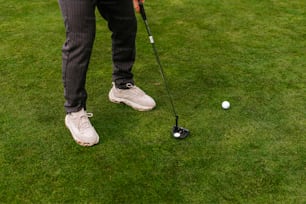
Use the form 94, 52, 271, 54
138, 0, 190, 139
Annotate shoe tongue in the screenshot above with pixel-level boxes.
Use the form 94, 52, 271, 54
71, 109, 85, 117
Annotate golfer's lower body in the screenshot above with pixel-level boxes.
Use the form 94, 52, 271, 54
58, 0, 156, 146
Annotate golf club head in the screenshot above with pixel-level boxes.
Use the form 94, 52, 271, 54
172, 126, 190, 139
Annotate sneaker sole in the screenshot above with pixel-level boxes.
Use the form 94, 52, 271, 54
109, 90, 155, 111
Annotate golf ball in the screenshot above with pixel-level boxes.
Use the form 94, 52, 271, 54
222, 101, 230, 109
173, 132, 181, 138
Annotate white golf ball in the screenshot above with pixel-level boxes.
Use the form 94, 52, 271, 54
173, 132, 181, 138
222, 101, 230, 109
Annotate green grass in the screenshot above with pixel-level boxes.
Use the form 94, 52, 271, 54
1, 0, 305, 203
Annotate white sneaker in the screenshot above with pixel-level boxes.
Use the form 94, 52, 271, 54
65, 108, 99, 146
109, 82, 156, 111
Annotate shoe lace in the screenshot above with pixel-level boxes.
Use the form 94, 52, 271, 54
126, 83, 134, 89
126, 83, 144, 95
79, 112, 93, 130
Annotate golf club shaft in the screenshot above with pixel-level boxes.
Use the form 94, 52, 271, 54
138, 1, 178, 122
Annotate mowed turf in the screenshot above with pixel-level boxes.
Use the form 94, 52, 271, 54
0, 0, 305, 203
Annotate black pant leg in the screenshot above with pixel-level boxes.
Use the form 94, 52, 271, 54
97, 0, 137, 88
59, 0, 96, 112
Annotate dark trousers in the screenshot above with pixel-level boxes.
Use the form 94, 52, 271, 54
58, 0, 137, 113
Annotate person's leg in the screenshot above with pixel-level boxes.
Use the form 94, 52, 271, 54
59, 0, 99, 146
59, 0, 96, 113
97, 0, 156, 111
97, 0, 137, 88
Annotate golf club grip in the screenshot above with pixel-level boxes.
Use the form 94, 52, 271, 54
138, 0, 147, 20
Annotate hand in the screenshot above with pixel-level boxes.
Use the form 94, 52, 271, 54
133, 0, 144, 13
